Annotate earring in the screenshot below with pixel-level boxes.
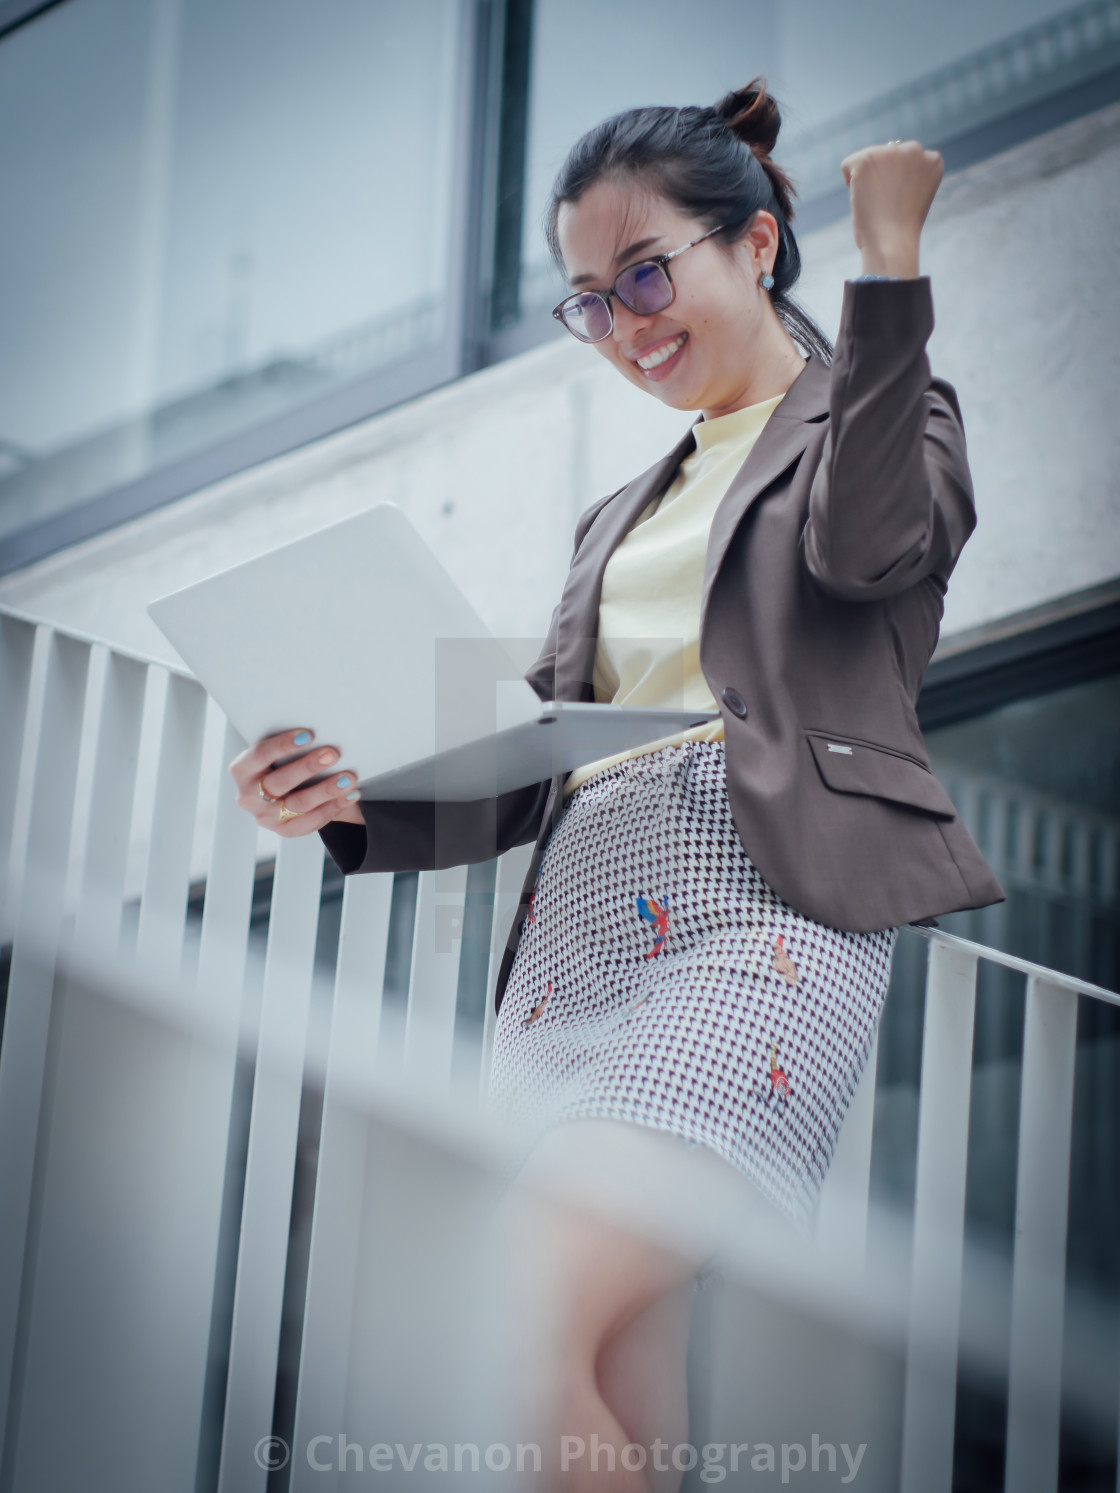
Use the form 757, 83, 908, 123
760, 272, 775, 291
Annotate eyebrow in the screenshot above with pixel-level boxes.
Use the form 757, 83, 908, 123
568, 236, 664, 288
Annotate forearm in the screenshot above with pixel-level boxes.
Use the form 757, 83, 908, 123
319, 777, 552, 876
858, 231, 920, 280
801, 278, 975, 600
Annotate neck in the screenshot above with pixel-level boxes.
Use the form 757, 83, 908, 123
700, 305, 806, 421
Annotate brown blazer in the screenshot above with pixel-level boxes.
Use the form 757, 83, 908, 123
322, 276, 1005, 1014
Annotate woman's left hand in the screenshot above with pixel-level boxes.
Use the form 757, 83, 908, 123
841, 140, 944, 279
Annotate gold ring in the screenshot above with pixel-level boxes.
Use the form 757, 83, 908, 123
258, 781, 279, 804
277, 802, 303, 823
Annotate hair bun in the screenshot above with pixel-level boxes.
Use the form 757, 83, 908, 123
713, 77, 796, 222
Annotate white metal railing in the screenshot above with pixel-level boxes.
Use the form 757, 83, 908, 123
1, 604, 1117, 1493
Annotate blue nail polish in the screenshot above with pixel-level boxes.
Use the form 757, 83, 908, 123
293, 730, 312, 746
336, 775, 353, 789
346, 790, 361, 802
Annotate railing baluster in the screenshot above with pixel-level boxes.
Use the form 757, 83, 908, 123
71, 651, 149, 962
1003, 976, 1079, 1493
900, 940, 979, 1493
403, 865, 469, 1090
192, 721, 259, 1023
479, 841, 534, 1102
217, 833, 324, 1493
0, 613, 36, 948
814, 1029, 879, 1265
134, 672, 208, 980
170, 720, 260, 1481
0, 631, 91, 1469
290, 871, 394, 1493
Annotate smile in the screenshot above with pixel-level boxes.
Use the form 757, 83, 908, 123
635, 333, 687, 372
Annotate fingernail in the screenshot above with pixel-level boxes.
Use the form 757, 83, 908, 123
336, 775, 353, 789
318, 750, 337, 766
346, 789, 361, 802
293, 730, 312, 746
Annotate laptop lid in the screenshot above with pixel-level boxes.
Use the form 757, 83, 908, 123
147, 503, 545, 777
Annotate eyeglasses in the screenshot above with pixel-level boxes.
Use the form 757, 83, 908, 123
552, 225, 727, 344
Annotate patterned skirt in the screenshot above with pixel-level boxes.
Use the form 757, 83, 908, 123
486, 739, 897, 1226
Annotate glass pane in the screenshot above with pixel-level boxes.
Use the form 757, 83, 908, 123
777, 0, 1120, 200
926, 672, 1120, 993
518, 0, 1117, 325
0, 0, 459, 543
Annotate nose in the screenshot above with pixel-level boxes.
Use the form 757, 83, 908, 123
609, 296, 655, 346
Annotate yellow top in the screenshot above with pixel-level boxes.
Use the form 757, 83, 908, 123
563, 393, 784, 799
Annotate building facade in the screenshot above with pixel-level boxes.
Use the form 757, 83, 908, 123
1, 4, 1118, 1485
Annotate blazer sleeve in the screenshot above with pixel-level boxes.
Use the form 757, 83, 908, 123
319, 490, 617, 877
799, 277, 977, 602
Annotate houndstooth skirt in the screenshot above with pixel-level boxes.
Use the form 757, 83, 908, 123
486, 739, 897, 1226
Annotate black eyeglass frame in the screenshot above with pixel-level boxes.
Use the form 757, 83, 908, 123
551, 224, 729, 343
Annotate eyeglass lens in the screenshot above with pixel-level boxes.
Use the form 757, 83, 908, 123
560, 259, 675, 341
561, 293, 613, 342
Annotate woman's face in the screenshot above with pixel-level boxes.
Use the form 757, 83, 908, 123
556, 178, 781, 418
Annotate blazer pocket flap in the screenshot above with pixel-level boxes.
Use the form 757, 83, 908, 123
807, 734, 958, 819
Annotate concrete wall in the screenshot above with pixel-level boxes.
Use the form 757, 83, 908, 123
3, 100, 1119, 667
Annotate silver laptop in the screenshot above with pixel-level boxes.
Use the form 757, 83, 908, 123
147, 504, 718, 801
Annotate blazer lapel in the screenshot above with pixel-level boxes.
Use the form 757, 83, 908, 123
552, 352, 831, 700
700, 353, 830, 624
554, 424, 697, 699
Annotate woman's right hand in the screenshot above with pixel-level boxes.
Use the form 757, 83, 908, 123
229, 729, 365, 837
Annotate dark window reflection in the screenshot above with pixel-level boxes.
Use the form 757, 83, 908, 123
928, 672, 1120, 994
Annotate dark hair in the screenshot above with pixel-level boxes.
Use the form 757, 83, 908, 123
545, 78, 832, 363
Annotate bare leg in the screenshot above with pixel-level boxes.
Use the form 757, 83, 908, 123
546, 1201, 698, 1491
504, 1121, 711, 1491
595, 1278, 696, 1492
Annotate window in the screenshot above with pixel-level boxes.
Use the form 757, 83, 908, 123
2, 0, 1118, 568
504, 0, 1120, 342
0, 0, 464, 564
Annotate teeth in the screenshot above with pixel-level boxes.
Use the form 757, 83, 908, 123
637, 335, 685, 370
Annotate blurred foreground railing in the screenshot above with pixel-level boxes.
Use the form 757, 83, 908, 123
1, 605, 1118, 1493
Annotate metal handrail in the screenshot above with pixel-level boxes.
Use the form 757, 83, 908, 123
908, 920, 1120, 1006
0, 599, 193, 678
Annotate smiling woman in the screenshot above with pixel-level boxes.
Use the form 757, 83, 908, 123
232, 72, 1005, 1493
476, 81, 999, 1493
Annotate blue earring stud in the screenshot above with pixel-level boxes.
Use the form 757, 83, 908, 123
760, 272, 775, 291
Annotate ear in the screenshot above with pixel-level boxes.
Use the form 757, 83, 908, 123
734, 209, 780, 277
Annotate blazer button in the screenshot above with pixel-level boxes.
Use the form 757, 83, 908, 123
721, 686, 748, 719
